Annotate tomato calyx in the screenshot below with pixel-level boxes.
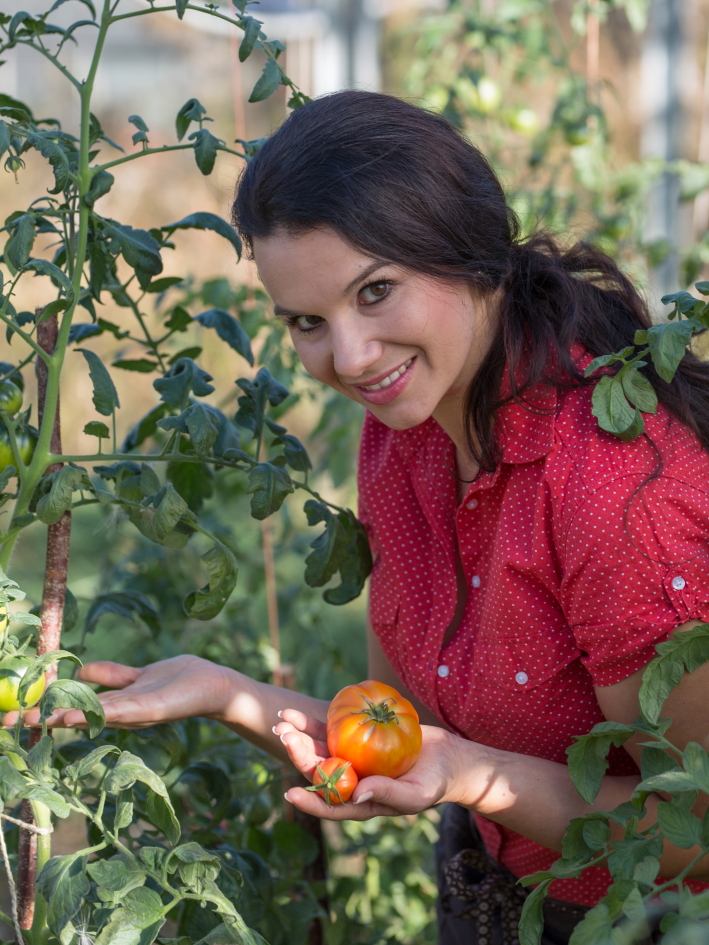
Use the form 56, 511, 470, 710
306, 761, 352, 806
355, 695, 400, 727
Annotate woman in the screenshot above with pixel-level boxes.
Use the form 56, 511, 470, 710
16, 92, 709, 942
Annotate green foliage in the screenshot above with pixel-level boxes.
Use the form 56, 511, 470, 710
0, 2, 358, 943
520, 624, 709, 945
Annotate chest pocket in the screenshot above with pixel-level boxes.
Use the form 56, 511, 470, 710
473, 624, 579, 693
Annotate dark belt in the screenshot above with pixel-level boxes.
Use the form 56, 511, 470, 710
436, 803, 589, 945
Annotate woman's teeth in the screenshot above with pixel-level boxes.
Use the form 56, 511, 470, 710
362, 359, 413, 391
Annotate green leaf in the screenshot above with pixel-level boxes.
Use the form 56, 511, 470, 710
518, 878, 552, 945
77, 348, 120, 416
679, 743, 709, 797
657, 801, 702, 848
639, 623, 709, 723
104, 750, 170, 797
36, 465, 87, 524
162, 211, 242, 258
246, 461, 294, 519
175, 0, 188, 18
566, 721, 636, 804
272, 432, 311, 473
112, 359, 160, 373
633, 855, 660, 886
36, 852, 90, 940
145, 789, 181, 845
568, 903, 614, 945
189, 128, 222, 175
0, 121, 11, 160
175, 98, 207, 140
84, 420, 110, 438
121, 403, 170, 451
18, 782, 71, 818
641, 745, 680, 781
582, 818, 610, 851
37, 298, 68, 324
153, 357, 214, 410
167, 459, 214, 512
9, 12, 35, 45
644, 320, 696, 383
114, 789, 134, 830
184, 542, 238, 620
0, 755, 27, 801
695, 281, 709, 296
638, 770, 701, 793
40, 678, 106, 738
591, 374, 643, 440
239, 15, 262, 61
26, 131, 69, 194
303, 501, 373, 605
84, 591, 160, 639
65, 744, 120, 781
620, 365, 658, 414
146, 276, 183, 293
23, 257, 75, 306
249, 57, 281, 103
4, 214, 35, 270
93, 887, 164, 945
84, 169, 115, 208
235, 367, 289, 437
102, 222, 163, 288
88, 856, 147, 903
159, 403, 220, 458
195, 308, 252, 363
27, 734, 53, 780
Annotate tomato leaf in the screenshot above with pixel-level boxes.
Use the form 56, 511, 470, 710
40, 678, 105, 738
195, 308, 253, 364
518, 877, 552, 945
246, 461, 294, 519
77, 348, 120, 417
36, 464, 89, 525
566, 721, 636, 804
639, 623, 709, 724
183, 542, 238, 620
162, 211, 242, 258
84, 591, 160, 639
303, 501, 373, 605
36, 852, 90, 941
249, 57, 281, 103
153, 357, 214, 410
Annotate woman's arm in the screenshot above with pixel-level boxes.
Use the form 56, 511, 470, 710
277, 618, 709, 881
2, 655, 329, 765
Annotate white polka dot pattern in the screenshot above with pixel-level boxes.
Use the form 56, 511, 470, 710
357, 351, 709, 907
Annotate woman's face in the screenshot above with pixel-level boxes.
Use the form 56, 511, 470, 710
253, 227, 498, 433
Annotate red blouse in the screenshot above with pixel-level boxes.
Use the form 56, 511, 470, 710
357, 360, 709, 906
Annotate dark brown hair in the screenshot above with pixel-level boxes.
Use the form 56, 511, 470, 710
232, 90, 709, 470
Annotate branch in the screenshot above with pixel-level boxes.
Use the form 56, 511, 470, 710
12, 39, 82, 91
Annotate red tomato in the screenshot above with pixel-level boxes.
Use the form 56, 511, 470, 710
327, 680, 422, 779
308, 757, 358, 806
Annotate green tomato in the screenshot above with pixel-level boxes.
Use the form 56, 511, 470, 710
0, 425, 38, 473
476, 77, 501, 114
508, 108, 539, 135
0, 657, 46, 713
246, 793, 272, 826
564, 124, 592, 146
0, 381, 22, 416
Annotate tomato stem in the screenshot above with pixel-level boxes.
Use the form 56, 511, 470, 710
356, 696, 400, 726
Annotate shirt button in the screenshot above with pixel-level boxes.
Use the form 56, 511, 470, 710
466, 498, 478, 510
672, 575, 686, 591
515, 671, 529, 685
437, 664, 450, 678
471, 575, 481, 588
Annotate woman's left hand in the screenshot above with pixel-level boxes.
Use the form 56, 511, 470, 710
274, 708, 478, 819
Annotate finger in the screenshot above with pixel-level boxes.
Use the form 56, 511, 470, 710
279, 730, 325, 779
352, 774, 439, 814
273, 721, 328, 758
278, 708, 327, 742
77, 662, 143, 688
284, 785, 399, 821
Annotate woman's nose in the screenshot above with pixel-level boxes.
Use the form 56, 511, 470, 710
331, 332, 383, 382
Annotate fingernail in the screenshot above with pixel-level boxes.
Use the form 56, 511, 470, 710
272, 725, 279, 735
283, 791, 291, 802
354, 792, 373, 805
277, 710, 283, 718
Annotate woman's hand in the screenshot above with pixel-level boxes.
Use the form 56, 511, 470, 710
1, 655, 233, 729
275, 708, 475, 820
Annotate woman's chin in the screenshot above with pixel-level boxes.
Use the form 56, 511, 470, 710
370, 403, 432, 431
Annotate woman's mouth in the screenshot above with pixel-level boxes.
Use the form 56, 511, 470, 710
354, 357, 415, 405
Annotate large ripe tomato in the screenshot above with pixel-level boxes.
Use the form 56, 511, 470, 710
308, 757, 358, 806
327, 680, 422, 779
0, 657, 46, 713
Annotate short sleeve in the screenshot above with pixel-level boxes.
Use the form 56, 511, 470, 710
560, 473, 709, 686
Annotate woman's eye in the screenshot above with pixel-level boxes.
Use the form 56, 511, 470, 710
294, 314, 323, 332
360, 281, 390, 304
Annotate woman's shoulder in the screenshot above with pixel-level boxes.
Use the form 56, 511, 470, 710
551, 383, 709, 495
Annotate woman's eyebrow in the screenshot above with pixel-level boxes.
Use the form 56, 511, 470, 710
343, 260, 389, 295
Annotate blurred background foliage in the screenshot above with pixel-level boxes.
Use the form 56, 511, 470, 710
4, 0, 709, 940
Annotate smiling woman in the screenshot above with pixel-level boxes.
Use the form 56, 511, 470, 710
27, 91, 709, 945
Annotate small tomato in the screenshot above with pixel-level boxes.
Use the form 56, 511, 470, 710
327, 680, 422, 779
0, 657, 46, 713
307, 757, 358, 806
0, 381, 22, 416
0, 425, 37, 473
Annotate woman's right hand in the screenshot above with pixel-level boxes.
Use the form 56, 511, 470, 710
1, 655, 232, 729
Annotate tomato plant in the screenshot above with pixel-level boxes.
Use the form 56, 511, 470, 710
307, 757, 358, 806
327, 680, 422, 779
0, 3, 372, 944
